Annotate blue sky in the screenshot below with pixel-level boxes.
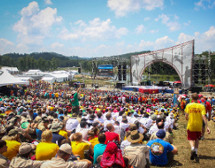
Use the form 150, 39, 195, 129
0, 0, 215, 57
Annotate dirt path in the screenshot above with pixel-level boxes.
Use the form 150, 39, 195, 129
151, 116, 215, 168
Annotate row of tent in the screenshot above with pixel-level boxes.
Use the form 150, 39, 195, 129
0, 67, 78, 87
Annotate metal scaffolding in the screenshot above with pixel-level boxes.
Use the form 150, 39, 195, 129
192, 55, 211, 86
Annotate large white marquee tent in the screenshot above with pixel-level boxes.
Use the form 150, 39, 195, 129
0, 68, 29, 87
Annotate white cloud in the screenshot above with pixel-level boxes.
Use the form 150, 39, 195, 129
155, 14, 180, 31
195, 0, 215, 10
150, 29, 159, 34
183, 21, 191, 26
144, 17, 150, 21
0, 38, 14, 54
59, 18, 128, 41
177, 26, 215, 53
155, 14, 169, 23
51, 42, 64, 49
154, 36, 175, 49
13, 1, 62, 45
177, 33, 193, 44
139, 36, 174, 51
107, 0, 164, 17
45, 0, 53, 5
135, 24, 144, 34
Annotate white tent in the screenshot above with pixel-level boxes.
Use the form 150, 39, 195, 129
50, 73, 68, 82
0, 69, 28, 87
41, 76, 56, 84
1, 66, 19, 74
25, 69, 43, 75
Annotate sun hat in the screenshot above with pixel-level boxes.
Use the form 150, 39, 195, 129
127, 130, 143, 143
50, 122, 62, 132
8, 129, 19, 136
19, 142, 33, 154
59, 144, 72, 155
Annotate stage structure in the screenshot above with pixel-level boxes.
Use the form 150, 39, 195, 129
98, 64, 114, 77
193, 54, 212, 86
131, 40, 194, 88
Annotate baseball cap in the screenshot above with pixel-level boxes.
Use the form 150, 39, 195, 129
59, 144, 72, 155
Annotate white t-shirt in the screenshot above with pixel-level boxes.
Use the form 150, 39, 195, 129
65, 118, 79, 132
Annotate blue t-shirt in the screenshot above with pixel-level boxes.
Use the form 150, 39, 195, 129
93, 143, 107, 164
147, 139, 174, 166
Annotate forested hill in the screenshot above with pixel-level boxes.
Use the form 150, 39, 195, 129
0, 51, 149, 71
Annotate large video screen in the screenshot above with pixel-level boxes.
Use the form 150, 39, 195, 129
98, 64, 113, 76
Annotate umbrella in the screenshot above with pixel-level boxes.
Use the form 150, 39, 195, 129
204, 84, 215, 87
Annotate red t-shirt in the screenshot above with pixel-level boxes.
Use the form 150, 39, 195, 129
105, 131, 120, 144
197, 99, 212, 112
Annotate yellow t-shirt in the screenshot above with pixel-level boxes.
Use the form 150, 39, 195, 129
55, 93, 59, 98
36, 142, 59, 160
71, 141, 90, 159
89, 137, 99, 150
185, 103, 206, 132
2, 140, 21, 160
59, 130, 68, 139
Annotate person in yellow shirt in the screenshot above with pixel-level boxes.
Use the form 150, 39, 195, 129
0, 140, 9, 168
87, 128, 99, 150
185, 93, 210, 162
2, 129, 21, 161
36, 130, 59, 160
59, 123, 68, 140
71, 133, 93, 159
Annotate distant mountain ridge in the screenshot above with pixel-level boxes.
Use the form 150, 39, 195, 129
1, 50, 150, 61
0, 50, 150, 71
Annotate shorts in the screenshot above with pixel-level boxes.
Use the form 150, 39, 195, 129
72, 106, 79, 114
187, 130, 201, 140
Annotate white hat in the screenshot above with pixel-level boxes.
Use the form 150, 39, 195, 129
60, 144, 72, 155
19, 143, 33, 154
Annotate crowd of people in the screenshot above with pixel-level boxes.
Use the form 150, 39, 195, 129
0, 81, 214, 168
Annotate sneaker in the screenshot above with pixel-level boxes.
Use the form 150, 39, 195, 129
199, 136, 204, 140
194, 153, 199, 163
190, 151, 195, 160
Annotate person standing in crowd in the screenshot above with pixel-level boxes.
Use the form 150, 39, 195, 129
198, 95, 212, 140
185, 93, 210, 162
70, 86, 81, 115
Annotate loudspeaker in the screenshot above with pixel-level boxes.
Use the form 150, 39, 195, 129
190, 86, 202, 93
116, 82, 125, 89
123, 64, 126, 81
118, 65, 122, 81
78, 67, 81, 73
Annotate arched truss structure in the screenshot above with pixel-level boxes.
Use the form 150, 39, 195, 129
131, 40, 194, 88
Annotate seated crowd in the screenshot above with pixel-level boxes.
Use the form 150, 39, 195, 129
0, 85, 180, 168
